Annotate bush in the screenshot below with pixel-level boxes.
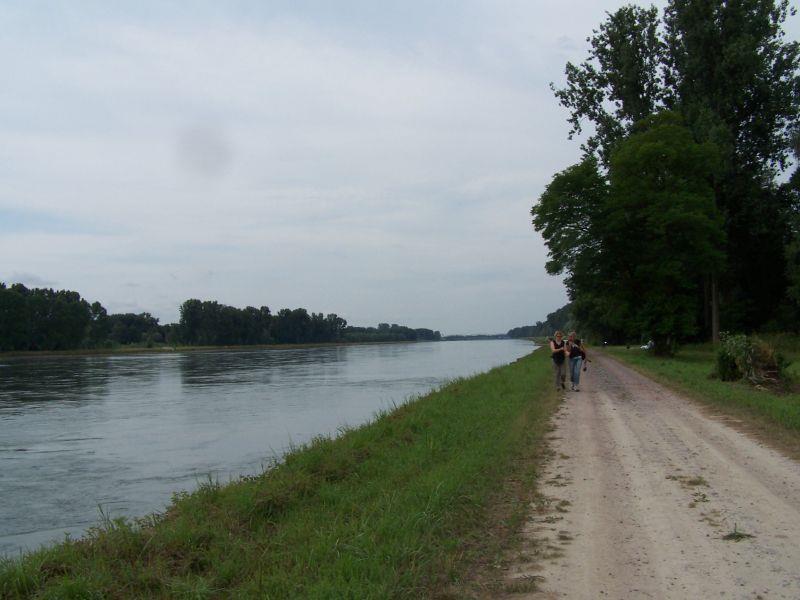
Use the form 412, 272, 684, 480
716, 344, 740, 381
715, 333, 789, 385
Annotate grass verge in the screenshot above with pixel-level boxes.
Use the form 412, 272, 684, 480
1, 349, 558, 599
605, 345, 800, 457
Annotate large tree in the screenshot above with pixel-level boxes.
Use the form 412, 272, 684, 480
551, 0, 800, 335
552, 4, 667, 166
603, 113, 724, 352
533, 113, 724, 352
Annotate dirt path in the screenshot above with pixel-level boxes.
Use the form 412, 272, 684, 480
504, 354, 800, 599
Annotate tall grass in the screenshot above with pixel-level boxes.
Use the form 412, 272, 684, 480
606, 345, 800, 435
1, 349, 557, 599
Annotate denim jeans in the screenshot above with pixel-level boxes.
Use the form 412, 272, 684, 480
569, 357, 583, 386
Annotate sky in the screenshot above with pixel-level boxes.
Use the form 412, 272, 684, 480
2, 2, 797, 334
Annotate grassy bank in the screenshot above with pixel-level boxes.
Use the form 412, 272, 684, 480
605, 344, 800, 450
1, 349, 558, 599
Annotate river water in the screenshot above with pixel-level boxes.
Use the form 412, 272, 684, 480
0, 339, 533, 556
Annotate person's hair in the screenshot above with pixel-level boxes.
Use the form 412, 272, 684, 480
568, 331, 577, 338
554, 330, 563, 337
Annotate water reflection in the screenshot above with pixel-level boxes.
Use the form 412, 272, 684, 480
178, 345, 348, 388
0, 356, 111, 412
0, 340, 534, 556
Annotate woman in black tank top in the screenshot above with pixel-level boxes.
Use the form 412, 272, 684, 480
549, 331, 567, 391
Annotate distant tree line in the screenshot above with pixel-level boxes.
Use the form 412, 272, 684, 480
0, 283, 440, 351
507, 304, 573, 339
441, 334, 508, 341
342, 323, 441, 343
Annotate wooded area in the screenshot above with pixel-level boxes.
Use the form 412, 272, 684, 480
0, 282, 440, 351
533, 0, 800, 354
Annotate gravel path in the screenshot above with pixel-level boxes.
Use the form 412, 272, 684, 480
505, 354, 800, 599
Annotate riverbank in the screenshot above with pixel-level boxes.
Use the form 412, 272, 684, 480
605, 345, 800, 458
0, 349, 558, 598
0, 339, 427, 359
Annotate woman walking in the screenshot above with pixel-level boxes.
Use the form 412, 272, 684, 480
567, 331, 586, 391
550, 331, 567, 391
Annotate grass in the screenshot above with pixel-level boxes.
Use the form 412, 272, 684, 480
0, 349, 559, 599
722, 524, 754, 542
605, 343, 800, 454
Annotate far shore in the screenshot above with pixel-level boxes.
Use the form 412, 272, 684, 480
0, 337, 531, 360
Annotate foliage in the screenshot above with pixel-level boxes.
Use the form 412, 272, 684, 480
0, 282, 440, 352
533, 112, 724, 352
507, 303, 573, 339
108, 312, 161, 345
552, 4, 665, 165
550, 0, 800, 335
343, 323, 440, 343
783, 134, 800, 327
716, 332, 789, 385
0, 283, 92, 351
0, 350, 557, 599
606, 343, 800, 436
180, 299, 275, 345
604, 112, 724, 353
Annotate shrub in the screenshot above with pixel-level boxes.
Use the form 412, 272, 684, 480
716, 333, 789, 386
716, 343, 740, 381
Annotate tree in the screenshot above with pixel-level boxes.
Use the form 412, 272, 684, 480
783, 130, 800, 323
88, 302, 110, 347
0, 283, 27, 351
507, 304, 575, 339
108, 312, 160, 345
603, 113, 725, 352
552, 5, 666, 166
533, 113, 724, 352
665, 0, 800, 332
531, 159, 622, 340
551, 1, 800, 335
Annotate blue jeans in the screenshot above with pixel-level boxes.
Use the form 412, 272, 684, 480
569, 357, 583, 386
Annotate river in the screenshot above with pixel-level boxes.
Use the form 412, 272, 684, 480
0, 339, 534, 556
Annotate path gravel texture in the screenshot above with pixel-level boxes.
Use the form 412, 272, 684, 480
505, 354, 800, 599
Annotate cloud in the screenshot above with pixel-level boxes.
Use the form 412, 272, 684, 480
3, 272, 57, 288
0, 2, 599, 332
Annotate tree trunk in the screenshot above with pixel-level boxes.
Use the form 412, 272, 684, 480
711, 274, 720, 344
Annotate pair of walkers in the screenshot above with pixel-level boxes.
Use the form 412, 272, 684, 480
550, 330, 586, 392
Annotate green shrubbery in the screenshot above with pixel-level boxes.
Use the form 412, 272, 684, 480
715, 333, 790, 385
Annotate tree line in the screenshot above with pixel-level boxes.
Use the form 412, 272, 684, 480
0, 283, 440, 351
507, 304, 574, 339
533, 1, 799, 354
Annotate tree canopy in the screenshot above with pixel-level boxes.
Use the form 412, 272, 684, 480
0, 284, 440, 351
534, 112, 724, 351
540, 0, 800, 344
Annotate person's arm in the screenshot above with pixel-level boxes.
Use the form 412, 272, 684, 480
549, 339, 556, 352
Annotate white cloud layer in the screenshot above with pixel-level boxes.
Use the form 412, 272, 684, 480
2, 1, 795, 333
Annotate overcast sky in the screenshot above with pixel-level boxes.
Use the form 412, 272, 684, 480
2, 2, 797, 334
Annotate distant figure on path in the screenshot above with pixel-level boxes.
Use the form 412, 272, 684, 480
550, 331, 567, 391
566, 331, 586, 391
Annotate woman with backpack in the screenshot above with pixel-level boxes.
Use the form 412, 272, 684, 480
550, 331, 567, 391
566, 331, 587, 391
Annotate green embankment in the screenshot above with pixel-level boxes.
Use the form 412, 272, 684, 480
605, 344, 800, 441
1, 349, 558, 599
